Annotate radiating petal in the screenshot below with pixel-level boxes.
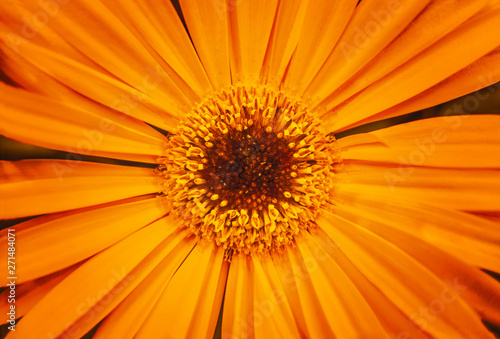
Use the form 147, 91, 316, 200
0, 195, 167, 283
7, 218, 186, 339
316, 211, 495, 338
94, 235, 196, 338
271, 237, 387, 338
310, 0, 489, 114
336, 116, 500, 210
98, 0, 212, 98
296, 235, 387, 337
0, 267, 76, 321
0, 47, 170, 141
227, 0, 279, 84
311, 228, 431, 337
366, 48, 500, 126
248, 255, 302, 338
0, 84, 166, 163
322, 5, 500, 133
1, 0, 194, 116
179, 0, 232, 90
305, 0, 431, 101
337, 115, 500, 168
329, 201, 500, 326
0, 40, 183, 131
335, 162, 500, 211
136, 244, 227, 338
283, 0, 356, 92
0, 160, 159, 218
272, 251, 331, 338
222, 254, 256, 339
330, 191, 500, 273
221, 254, 303, 338
260, 0, 308, 85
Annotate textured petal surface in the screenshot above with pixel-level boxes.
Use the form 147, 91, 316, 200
0, 267, 76, 321
0, 84, 166, 163
331, 191, 500, 273
309, 0, 489, 113
0, 160, 159, 218
316, 211, 495, 338
94, 234, 197, 338
329, 200, 500, 326
322, 4, 500, 133
222, 254, 303, 338
136, 244, 227, 338
0, 195, 167, 283
0, 0, 187, 131
227, 0, 279, 84
337, 115, 500, 168
179, 0, 232, 90
336, 115, 500, 211
0, 47, 169, 141
304, 0, 430, 101
7, 218, 186, 339
283, 0, 356, 92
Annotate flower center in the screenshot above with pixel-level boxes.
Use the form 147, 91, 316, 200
159, 85, 337, 256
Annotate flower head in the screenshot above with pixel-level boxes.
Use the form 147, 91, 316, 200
0, 0, 500, 338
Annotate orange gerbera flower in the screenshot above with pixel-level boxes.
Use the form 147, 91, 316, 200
1, 0, 500, 338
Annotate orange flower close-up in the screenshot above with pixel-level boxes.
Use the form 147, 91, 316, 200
1, 0, 500, 338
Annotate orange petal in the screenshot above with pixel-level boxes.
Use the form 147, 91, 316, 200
336, 162, 500, 211
0, 84, 167, 163
331, 190, 500, 273
222, 254, 256, 339
271, 239, 386, 338
5, 0, 193, 107
136, 244, 227, 338
98, 0, 211, 98
316, 211, 495, 338
0, 195, 167, 283
305, 0, 431, 102
0, 41, 183, 131
249, 254, 302, 338
0, 47, 170, 141
260, 0, 308, 85
337, 115, 500, 168
295, 235, 387, 337
94, 234, 196, 338
0, 267, 76, 321
311, 0, 489, 115
0, 160, 159, 218
179, 0, 232, 90
283, 0, 356, 92
311, 228, 431, 337
364, 48, 500, 127
227, 0, 279, 84
8, 218, 186, 339
0, 3, 188, 131
221, 254, 302, 338
271, 251, 330, 338
329, 201, 500, 326
323, 5, 500, 133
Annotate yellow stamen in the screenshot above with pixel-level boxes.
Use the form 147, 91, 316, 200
159, 85, 338, 257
